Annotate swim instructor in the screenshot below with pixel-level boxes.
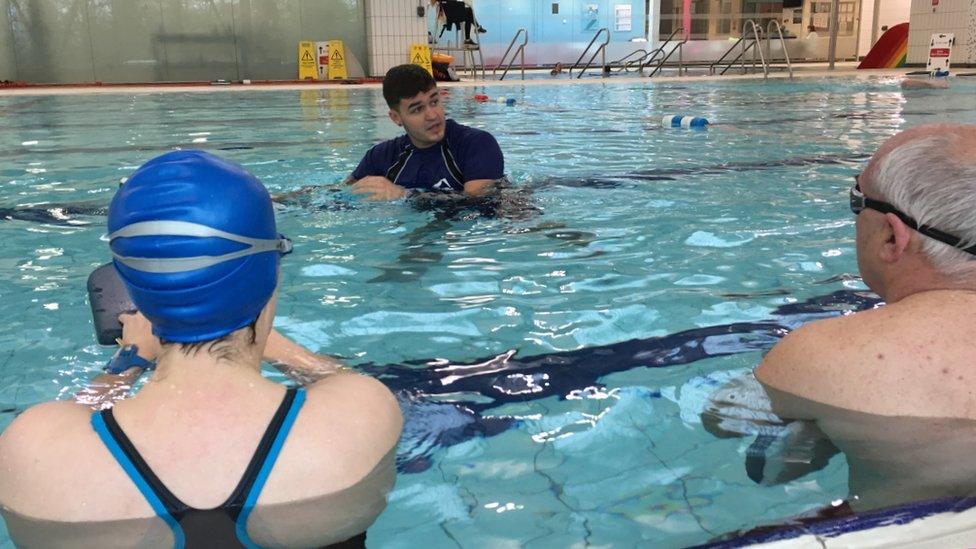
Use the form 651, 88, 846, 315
0, 151, 402, 548
349, 63, 504, 200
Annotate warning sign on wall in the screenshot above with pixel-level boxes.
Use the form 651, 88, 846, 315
298, 41, 318, 80
409, 44, 433, 76
926, 33, 954, 74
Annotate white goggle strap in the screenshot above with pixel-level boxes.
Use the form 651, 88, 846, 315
108, 220, 291, 274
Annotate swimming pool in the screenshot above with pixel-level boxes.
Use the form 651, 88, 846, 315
2, 75, 975, 547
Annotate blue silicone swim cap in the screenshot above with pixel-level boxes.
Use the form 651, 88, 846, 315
107, 150, 291, 343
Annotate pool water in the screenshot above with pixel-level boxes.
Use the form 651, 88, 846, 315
2, 75, 975, 547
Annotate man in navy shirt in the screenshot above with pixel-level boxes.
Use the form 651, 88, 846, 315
349, 64, 504, 200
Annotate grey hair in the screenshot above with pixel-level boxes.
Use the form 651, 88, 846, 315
873, 133, 976, 279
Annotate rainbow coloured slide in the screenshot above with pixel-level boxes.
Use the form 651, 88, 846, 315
858, 22, 909, 69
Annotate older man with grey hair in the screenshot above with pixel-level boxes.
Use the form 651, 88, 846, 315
756, 124, 976, 511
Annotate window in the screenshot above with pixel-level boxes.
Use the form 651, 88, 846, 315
552, 2, 559, 14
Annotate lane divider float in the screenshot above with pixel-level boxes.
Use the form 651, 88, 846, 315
662, 115, 709, 129
474, 93, 516, 106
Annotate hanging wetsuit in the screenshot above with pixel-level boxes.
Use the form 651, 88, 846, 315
350, 119, 504, 193
91, 388, 360, 549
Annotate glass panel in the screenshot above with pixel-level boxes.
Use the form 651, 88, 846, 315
658, 0, 836, 40
88, 0, 165, 83
298, 0, 367, 80
7, 0, 96, 83
157, 0, 239, 81
1, 0, 367, 83
476, 0, 647, 45
0, 1, 16, 79
236, 0, 302, 80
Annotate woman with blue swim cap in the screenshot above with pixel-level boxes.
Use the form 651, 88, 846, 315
0, 151, 403, 548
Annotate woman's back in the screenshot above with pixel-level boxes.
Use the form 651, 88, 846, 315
0, 370, 400, 548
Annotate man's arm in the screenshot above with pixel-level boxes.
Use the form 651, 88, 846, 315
349, 176, 409, 201
463, 179, 497, 196
458, 129, 504, 196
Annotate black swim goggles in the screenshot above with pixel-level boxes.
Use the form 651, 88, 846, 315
850, 174, 976, 255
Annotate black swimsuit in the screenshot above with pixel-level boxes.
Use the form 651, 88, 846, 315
91, 388, 367, 548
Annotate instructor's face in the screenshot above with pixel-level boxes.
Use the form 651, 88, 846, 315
390, 87, 445, 149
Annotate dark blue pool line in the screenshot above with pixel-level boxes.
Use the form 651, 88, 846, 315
693, 496, 976, 548
0, 151, 871, 225
365, 289, 881, 473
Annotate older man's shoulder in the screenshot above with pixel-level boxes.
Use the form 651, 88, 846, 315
755, 306, 891, 402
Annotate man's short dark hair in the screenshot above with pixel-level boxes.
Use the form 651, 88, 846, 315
383, 64, 436, 109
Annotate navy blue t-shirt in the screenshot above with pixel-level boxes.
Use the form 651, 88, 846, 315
351, 119, 504, 192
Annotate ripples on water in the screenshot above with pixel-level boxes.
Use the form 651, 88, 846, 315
1, 76, 975, 547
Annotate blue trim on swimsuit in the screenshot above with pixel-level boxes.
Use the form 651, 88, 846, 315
91, 412, 187, 548
235, 389, 306, 548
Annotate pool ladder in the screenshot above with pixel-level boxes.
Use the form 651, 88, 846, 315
494, 28, 528, 81
710, 20, 793, 80
613, 27, 686, 77
570, 28, 610, 78
645, 28, 688, 77
764, 20, 794, 79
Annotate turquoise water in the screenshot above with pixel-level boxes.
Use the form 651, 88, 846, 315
1, 76, 975, 547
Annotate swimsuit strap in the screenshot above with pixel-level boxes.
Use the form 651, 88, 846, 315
92, 410, 188, 548
385, 146, 414, 185
439, 139, 465, 189
91, 387, 306, 549
234, 387, 306, 548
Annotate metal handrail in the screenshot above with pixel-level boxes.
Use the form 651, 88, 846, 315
710, 36, 749, 74
709, 20, 766, 78
569, 28, 611, 78
647, 38, 687, 77
493, 28, 528, 81
637, 27, 684, 74
765, 20, 794, 79
743, 20, 767, 79
612, 47, 650, 72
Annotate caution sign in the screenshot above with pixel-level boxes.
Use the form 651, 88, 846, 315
298, 41, 318, 80
926, 33, 954, 74
326, 40, 348, 80
410, 44, 433, 76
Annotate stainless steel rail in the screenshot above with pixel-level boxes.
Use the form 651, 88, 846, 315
636, 27, 684, 74
493, 28, 528, 81
765, 20, 794, 79
709, 20, 766, 79
569, 28, 611, 79
647, 37, 687, 77
612, 47, 650, 73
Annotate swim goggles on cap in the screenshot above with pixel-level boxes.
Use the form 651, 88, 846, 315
108, 220, 293, 273
850, 174, 976, 255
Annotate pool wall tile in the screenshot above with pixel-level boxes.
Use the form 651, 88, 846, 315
364, 0, 427, 77
907, 0, 975, 64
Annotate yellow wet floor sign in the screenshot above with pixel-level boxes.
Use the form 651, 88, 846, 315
298, 41, 317, 80
410, 44, 433, 76
326, 40, 348, 80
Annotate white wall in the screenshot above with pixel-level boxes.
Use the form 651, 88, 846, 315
365, 0, 428, 77
906, 0, 974, 64
859, 0, 912, 56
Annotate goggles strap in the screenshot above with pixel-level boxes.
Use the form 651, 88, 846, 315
108, 221, 289, 274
